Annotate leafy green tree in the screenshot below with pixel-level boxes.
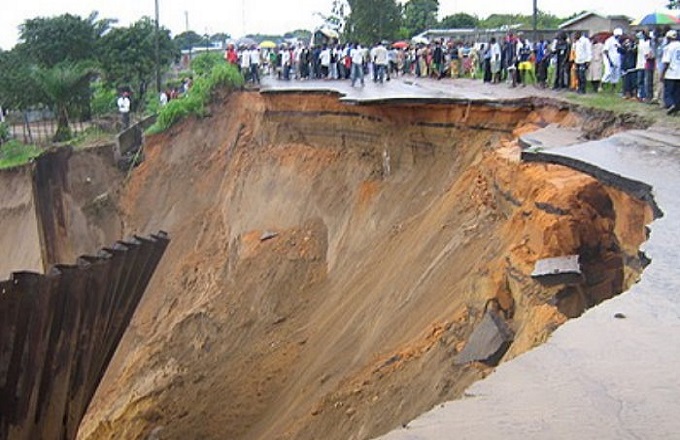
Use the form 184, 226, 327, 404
403, 0, 439, 35
344, 0, 403, 44
534, 11, 562, 29
669, 1, 679, 9
98, 17, 177, 109
19, 12, 112, 67
211, 33, 231, 44
440, 13, 479, 29
12, 11, 114, 133
90, 80, 118, 117
480, 11, 561, 30
173, 31, 204, 50
31, 62, 98, 141
481, 14, 525, 29
283, 29, 313, 41
0, 47, 40, 111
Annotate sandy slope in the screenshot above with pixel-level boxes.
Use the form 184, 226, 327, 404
78, 91, 651, 440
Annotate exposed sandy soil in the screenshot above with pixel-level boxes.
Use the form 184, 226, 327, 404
0, 166, 42, 278
74, 91, 651, 440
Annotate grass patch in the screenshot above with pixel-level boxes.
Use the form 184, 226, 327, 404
566, 92, 649, 113
564, 91, 679, 127
0, 140, 42, 169
69, 126, 114, 149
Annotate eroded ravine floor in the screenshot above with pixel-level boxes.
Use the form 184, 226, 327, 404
76, 91, 654, 440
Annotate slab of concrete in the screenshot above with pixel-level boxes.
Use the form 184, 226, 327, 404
519, 124, 584, 150
531, 255, 582, 286
259, 75, 554, 105
455, 310, 514, 366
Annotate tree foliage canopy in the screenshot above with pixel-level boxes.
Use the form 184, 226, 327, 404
98, 17, 177, 100
344, 0, 403, 44
31, 62, 98, 141
19, 12, 111, 67
0, 48, 39, 109
173, 31, 205, 51
480, 11, 562, 29
403, 0, 439, 35
439, 13, 479, 29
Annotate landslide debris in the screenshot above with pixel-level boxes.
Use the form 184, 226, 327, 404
78, 91, 652, 440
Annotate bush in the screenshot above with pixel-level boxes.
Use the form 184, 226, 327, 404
91, 81, 118, 117
0, 140, 42, 169
191, 52, 225, 77
147, 62, 243, 134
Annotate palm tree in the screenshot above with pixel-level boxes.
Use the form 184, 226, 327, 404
31, 62, 97, 142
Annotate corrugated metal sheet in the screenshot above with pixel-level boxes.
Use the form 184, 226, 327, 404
0, 232, 169, 440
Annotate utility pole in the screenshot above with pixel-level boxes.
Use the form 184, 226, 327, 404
185, 11, 189, 32
242, 0, 246, 36
532, 0, 538, 42
155, 0, 161, 93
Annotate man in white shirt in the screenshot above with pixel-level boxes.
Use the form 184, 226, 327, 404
373, 42, 389, 83
490, 37, 502, 83
661, 30, 680, 114
116, 91, 131, 129
636, 31, 652, 101
573, 31, 593, 94
350, 44, 365, 87
602, 28, 622, 92
320, 46, 331, 78
281, 46, 291, 80
240, 47, 251, 82
249, 46, 261, 84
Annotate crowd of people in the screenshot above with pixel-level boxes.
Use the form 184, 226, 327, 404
222, 26, 677, 113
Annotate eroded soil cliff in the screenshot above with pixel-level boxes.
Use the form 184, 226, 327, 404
77, 91, 652, 440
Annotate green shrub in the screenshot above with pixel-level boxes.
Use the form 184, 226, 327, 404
191, 52, 224, 77
0, 140, 42, 169
153, 98, 192, 132
210, 62, 245, 89
144, 89, 163, 116
147, 63, 243, 133
91, 81, 118, 117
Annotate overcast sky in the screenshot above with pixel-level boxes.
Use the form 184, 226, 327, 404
0, 0, 671, 50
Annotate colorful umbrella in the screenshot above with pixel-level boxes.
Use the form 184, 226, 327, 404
392, 41, 409, 49
259, 40, 276, 49
631, 12, 680, 26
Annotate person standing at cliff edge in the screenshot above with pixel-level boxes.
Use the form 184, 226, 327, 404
661, 30, 680, 115
117, 91, 131, 130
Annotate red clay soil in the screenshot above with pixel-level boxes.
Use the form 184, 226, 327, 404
77, 91, 651, 440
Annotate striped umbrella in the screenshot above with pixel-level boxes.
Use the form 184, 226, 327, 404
631, 12, 680, 26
